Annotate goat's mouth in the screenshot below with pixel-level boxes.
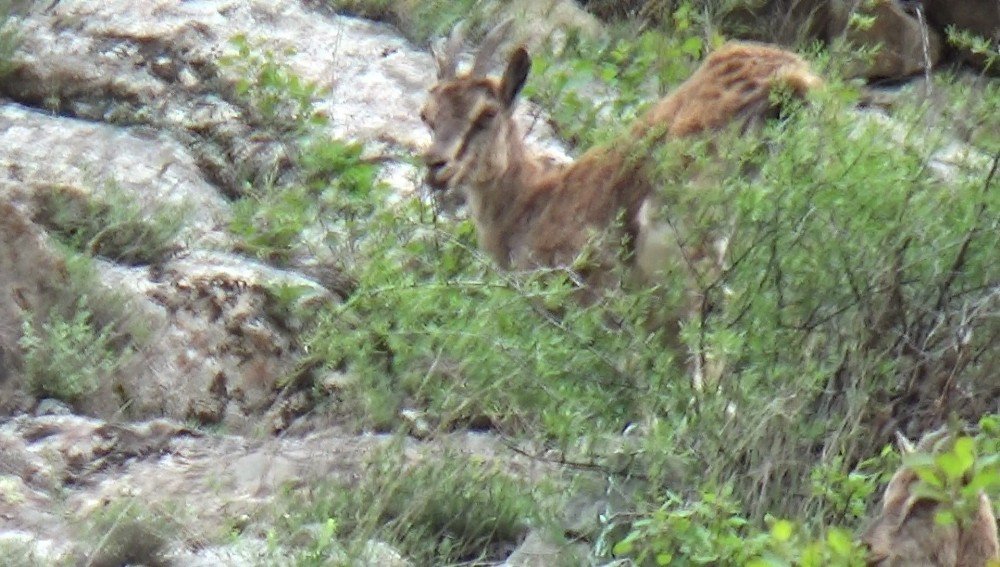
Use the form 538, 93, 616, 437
424, 164, 453, 191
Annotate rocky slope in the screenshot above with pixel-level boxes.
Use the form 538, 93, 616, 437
0, 1, 579, 563
0, 0, 995, 564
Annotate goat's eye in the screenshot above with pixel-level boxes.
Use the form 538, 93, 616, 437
472, 108, 497, 130
419, 110, 430, 125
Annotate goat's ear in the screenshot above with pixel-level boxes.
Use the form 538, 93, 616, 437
499, 47, 530, 108
894, 431, 915, 455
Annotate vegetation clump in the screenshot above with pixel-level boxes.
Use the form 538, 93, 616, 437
6, 1, 993, 564
272, 450, 543, 564
0, 0, 21, 81
18, 300, 120, 404
207, 4, 1000, 562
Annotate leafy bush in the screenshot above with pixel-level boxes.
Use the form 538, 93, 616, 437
222, 10, 998, 563
610, 488, 869, 566
33, 183, 187, 266
327, 0, 485, 44
0, 0, 21, 81
18, 299, 119, 403
620, 78, 996, 521
946, 26, 1000, 74
274, 448, 542, 564
78, 498, 178, 567
900, 420, 1000, 529
221, 37, 385, 266
221, 34, 328, 135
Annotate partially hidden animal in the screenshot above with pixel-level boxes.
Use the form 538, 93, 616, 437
864, 429, 1000, 567
421, 20, 823, 383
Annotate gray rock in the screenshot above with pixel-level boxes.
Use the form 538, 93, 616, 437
503, 530, 587, 567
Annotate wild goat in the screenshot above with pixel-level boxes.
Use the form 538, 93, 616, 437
864, 430, 1000, 567
421, 20, 822, 382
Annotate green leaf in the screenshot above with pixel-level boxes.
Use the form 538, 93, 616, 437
909, 482, 949, 504
937, 439, 975, 482
771, 519, 794, 542
826, 528, 854, 556
613, 538, 635, 555
934, 509, 956, 526
965, 468, 1000, 493
912, 464, 946, 489
681, 36, 703, 58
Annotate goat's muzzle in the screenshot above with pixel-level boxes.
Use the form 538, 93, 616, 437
423, 155, 451, 191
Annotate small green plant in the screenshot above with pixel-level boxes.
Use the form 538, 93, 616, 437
0, 0, 21, 81
19, 299, 119, 403
228, 138, 382, 264
902, 425, 1000, 529
611, 488, 868, 566
78, 498, 178, 567
946, 26, 1000, 73
611, 488, 770, 565
328, 0, 483, 44
221, 34, 328, 134
220, 36, 385, 266
808, 448, 896, 526
33, 182, 187, 266
747, 520, 867, 567
274, 447, 543, 564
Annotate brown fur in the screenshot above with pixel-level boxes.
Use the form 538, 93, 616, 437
864, 431, 1000, 567
422, 24, 820, 286
421, 23, 821, 383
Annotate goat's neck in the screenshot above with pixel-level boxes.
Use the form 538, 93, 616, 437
464, 124, 551, 264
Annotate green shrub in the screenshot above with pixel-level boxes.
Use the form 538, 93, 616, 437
608, 76, 998, 525
33, 183, 187, 266
946, 26, 1000, 74
900, 420, 1000, 529
328, 0, 483, 44
221, 34, 328, 135
610, 488, 869, 566
217, 11, 998, 562
78, 498, 178, 567
18, 299, 119, 403
274, 448, 543, 564
220, 37, 385, 266
0, 0, 21, 81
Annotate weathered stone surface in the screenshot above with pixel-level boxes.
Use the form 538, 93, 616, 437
0, 102, 231, 246
0, 0, 570, 430
830, 0, 942, 79
0, 415, 563, 563
923, 0, 999, 71
503, 530, 588, 566
0, 0, 992, 563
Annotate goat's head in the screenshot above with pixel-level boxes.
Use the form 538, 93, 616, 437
864, 429, 1000, 566
421, 19, 530, 192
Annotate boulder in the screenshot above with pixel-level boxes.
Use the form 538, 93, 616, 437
922, 0, 1000, 72
830, 0, 942, 79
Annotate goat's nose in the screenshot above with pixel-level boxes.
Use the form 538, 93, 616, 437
423, 154, 450, 190
424, 155, 447, 172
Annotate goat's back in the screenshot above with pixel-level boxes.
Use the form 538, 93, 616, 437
635, 42, 821, 139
